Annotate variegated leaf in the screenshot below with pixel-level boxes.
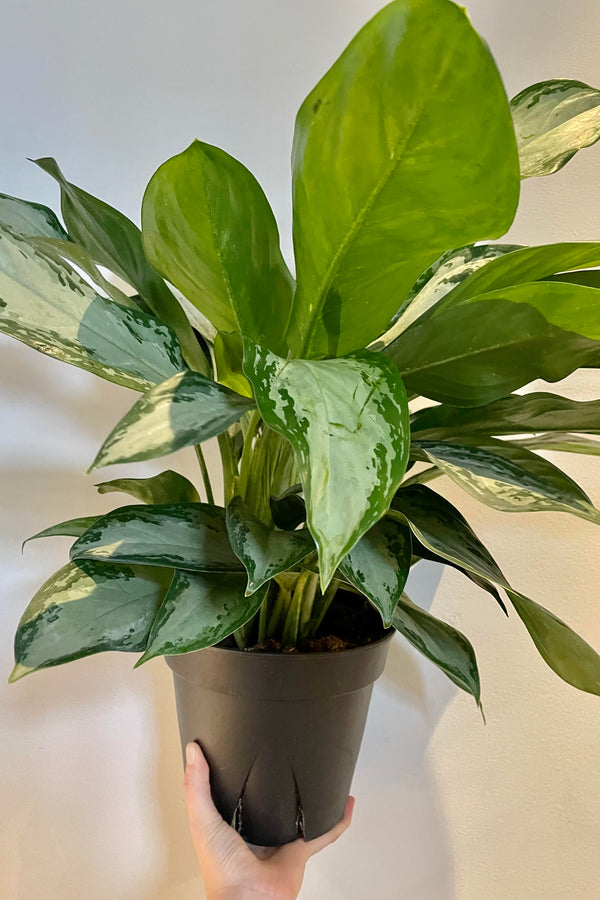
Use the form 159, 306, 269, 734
507, 589, 600, 695
392, 592, 481, 704
243, 341, 410, 587
0, 192, 68, 239
70, 503, 244, 571
415, 437, 600, 523
95, 470, 200, 504
288, 0, 519, 357
372, 243, 522, 345
23, 516, 99, 549
511, 79, 600, 178
33, 157, 209, 375
0, 223, 184, 391
90, 371, 254, 470
137, 571, 268, 663
411, 392, 600, 438
9, 560, 170, 682
226, 495, 314, 594
339, 517, 412, 627
390, 485, 511, 591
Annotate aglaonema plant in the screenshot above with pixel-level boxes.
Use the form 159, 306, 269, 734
5, 0, 600, 712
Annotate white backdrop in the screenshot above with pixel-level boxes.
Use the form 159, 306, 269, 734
2, 1, 600, 898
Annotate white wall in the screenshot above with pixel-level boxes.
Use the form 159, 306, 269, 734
2, 1, 600, 898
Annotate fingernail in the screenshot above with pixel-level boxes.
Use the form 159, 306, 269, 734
185, 741, 199, 767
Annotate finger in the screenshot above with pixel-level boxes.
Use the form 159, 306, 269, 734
183, 741, 224, 834
275, 796, 355, 866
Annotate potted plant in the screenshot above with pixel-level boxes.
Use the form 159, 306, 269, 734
5, 0, 600, 847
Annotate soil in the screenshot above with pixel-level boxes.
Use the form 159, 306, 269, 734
239, 589, 389, 654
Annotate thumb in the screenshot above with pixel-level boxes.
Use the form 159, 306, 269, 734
183, 741, 224, 836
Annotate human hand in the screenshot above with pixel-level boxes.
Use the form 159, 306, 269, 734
184, 741, 354, 900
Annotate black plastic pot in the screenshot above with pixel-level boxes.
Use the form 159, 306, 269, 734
166, 630, 393, 846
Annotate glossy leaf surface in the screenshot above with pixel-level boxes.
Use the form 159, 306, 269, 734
141, 141, 293, 354
390, 485, 510, 590
389, 282, 600, 405
33, 157, 208, 374
0, 223, 184, 391
138, 571, 268, 662
70, 503, 243, 571
289, 0, 519, 357
10, 561, 169, 681
95, 470, 200, 504
244, 342, 410, 587
340, 517, 411, 627
226, 496, 314, 594
0, 192, 68, 239
392, 593, 480, 703
214, 331, 253, 397
91, 370, 254, 469
511, 79, 600, 178
508, 590, 600, 695
411, 392, 600, 438
415, 437, 600, 523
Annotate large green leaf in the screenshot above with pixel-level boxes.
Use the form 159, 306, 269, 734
339, 517, 411, 627
288, 0, 519, 358
9, 560, 170, 682
373, 243, 523, 345
70, 503, 244, 571
510, 79, 600, 178
32, 157, 208, 375
244, 342, 410, 587
392, 593, 481, 704
141, 141, 294, 355
214, 331, 253, 398
415, 437, 600, 523
507, 589, 600, 695
390, 485, 511, 591
0, 223, 184, 391
137, 571, 268, 663
411, 392, 600, 438
23, 516, 99, 548
90, 370, 254, 470
226, 495, 314, 594
388, 282, 600, 406
0, 193, 69, 239
95, 470, 200, 504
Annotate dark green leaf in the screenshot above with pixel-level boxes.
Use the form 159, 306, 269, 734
137, 571, 268, 663
23, 516, 99, 549
95, 470, 199, 504
90, 370, 254, 470
0, 223, 184, 391
411, 392, 600, 438
244, 341, 410, 587
141, 140, 294, 355
32, 157, 208, 374
415, 437, 600, 523
288, 0, 519, 357
0, 192, 68, 239
507, 589, 600, 695
226, 495, 314, 594
70, 503, 244, 572
388, 283, 600, 406
270, 487, 306, 531
510, 79, 600, 178
390, 485, 511, 591
9, 560, 170, 682
392, 592, 481, 704
340, 517, 411, 627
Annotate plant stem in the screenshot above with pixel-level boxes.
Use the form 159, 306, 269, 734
194, 445, 214, 504
298, 573, 320, 639
402, 465, 443, 488
309, 578, 341, 637
218, 432, 238, 505
281, 571, 310, 647
257, 593, 270, 644
235, 410, 262, 499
